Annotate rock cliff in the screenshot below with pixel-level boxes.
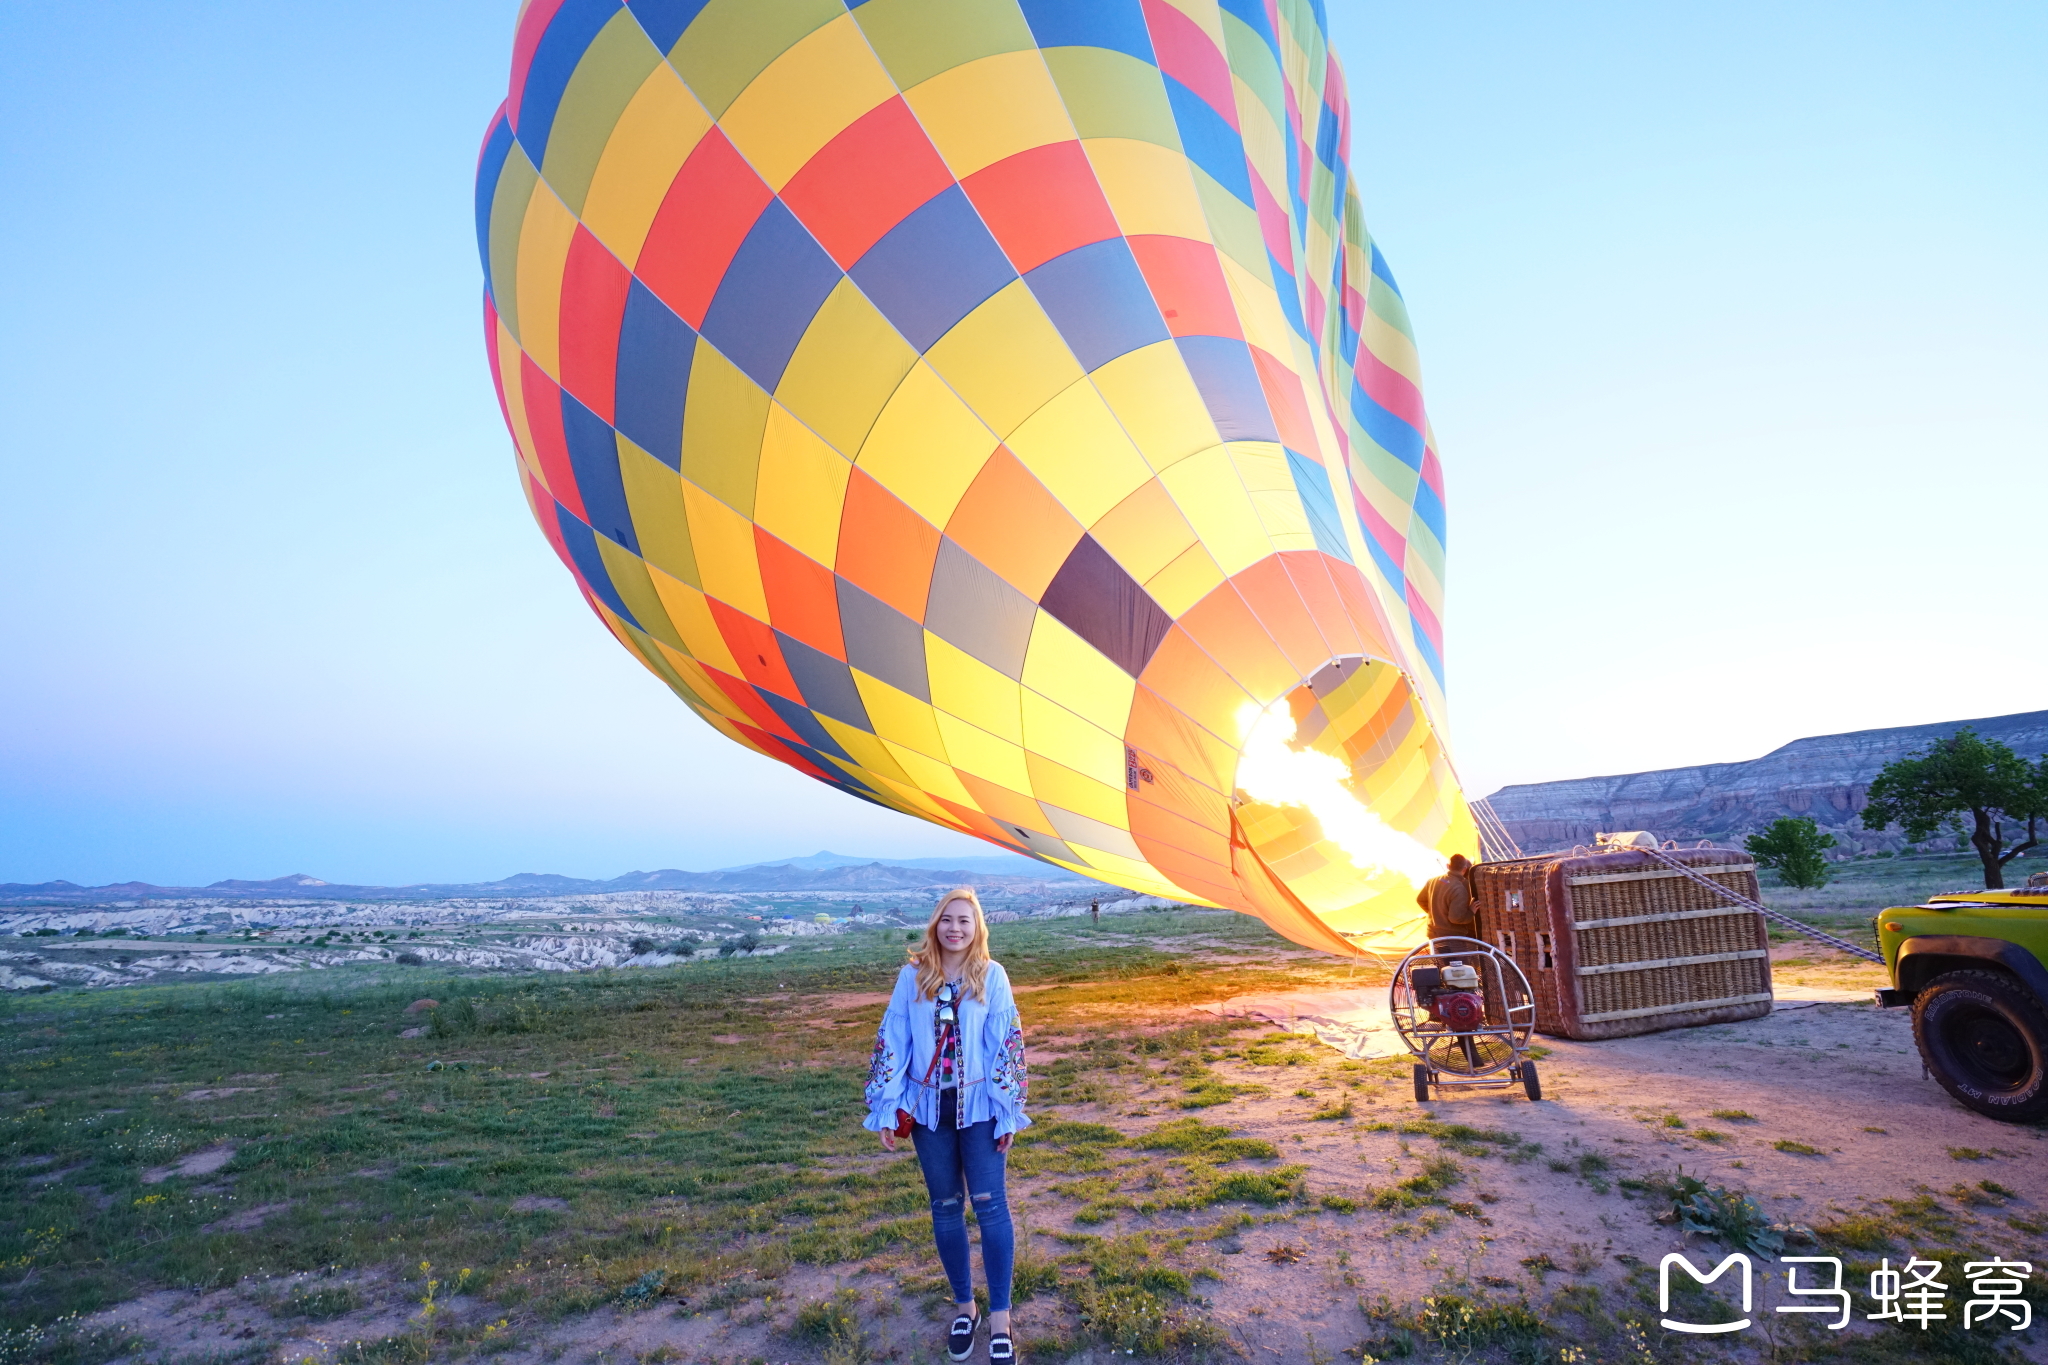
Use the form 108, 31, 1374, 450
1481, 710, 2048, 855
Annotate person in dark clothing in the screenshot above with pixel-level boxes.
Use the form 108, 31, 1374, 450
1416, 853, 1475, 941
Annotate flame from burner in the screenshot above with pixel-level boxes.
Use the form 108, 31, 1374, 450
1237, 700, 1450, 891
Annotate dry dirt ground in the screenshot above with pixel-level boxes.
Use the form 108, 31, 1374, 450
72, 948, 2048, 1365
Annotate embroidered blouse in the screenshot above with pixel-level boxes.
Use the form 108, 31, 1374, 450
864, 961, 1030, 1135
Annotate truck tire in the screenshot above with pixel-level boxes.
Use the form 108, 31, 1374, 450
1912, 969, 2048, 1123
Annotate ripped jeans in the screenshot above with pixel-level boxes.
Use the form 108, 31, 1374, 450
909, 1089, 1015, 1313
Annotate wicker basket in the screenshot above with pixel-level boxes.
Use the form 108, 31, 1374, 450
1468, 847, 1773, 1040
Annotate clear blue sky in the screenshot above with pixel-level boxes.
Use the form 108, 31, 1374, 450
2, 3, 2041, 886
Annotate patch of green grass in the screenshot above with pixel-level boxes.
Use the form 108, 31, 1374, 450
1774, 1139, 1823, 1156
1709, 1109, 1756, 1122
1948, 1146, 1991, 1161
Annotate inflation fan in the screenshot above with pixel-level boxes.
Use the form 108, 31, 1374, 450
1390, 936, 1542, 1102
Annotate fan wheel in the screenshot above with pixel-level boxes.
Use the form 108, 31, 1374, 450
1412, 1064, 1431, 1103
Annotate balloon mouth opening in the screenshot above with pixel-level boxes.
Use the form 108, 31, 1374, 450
1229, 657, 1445, 944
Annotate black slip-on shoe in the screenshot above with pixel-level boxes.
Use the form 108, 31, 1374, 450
947, 1313, 979, 1361
989, 1331, 1015, 1363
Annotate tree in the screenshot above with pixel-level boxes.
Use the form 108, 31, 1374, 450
1862, 728, 2047, 889
1745, 817, 1838, 889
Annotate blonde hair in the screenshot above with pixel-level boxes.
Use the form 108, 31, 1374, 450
911, 886, 990, 1002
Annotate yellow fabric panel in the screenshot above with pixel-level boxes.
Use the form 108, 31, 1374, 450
855, 362, 997, 528
1145, 542, 1227, 617
1087, 342, 1221, 471
718, 14, 898, 190
854, 671, 949, 759
1232, 78, 1287, 208
867, 772, 959, 823
776, 279, 920, 456
617, 434, 699, 587
486, 145, 539, 345
646, 638, 711, 706
681, 482, 769, 619
905, 51, 1075, 180
1019, 614, 1136, 737
1232, 442, 1315, 551
1027, 753, 1128, 828
1363, 306, 1423, 387
923, 281, 1084, 438
1218, 256, 1297, 364
1089, 478, 1199, 585
852, 0, 1037, 91
1043, 48, 1180, 148
1066, 843, 1186, 889
540, 8, 665, 215
1195, 166, 1268, 276
669, 0, 844, 118
1020, 696, 1127, 793
754, 404, 849, 567
646, 569, 739, 673
885, 742, 975, 804
1157, 445, 1268, 577
494, 316, 541, 487
580, 62, 711, 267
595, 536, 681, 651
1083, 138, 1210, 241
817, 718, 912, 783
926, 635, 1023, 746
1004, 378, 1152, 527
680, 340, 768, 518
512, 183, 580, 379
933, 712, 1033, 791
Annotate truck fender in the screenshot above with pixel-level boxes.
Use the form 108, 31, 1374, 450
1893, 936, 2048, 1004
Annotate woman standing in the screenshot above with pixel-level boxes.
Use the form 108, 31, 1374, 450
865, 888, 1031, 1363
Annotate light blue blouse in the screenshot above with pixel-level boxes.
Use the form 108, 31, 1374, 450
864, 961, 1031, 1136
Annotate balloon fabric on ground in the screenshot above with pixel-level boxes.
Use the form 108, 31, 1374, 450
475, 0, 1476, 955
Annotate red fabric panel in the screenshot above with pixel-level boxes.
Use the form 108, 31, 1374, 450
504, 0, 568, 131
1128, 235, 1241, 339
836, 470, 940, 620
1142, 0, 1237, 129
557, 227, 632, 422
1250, 173, 1293, 275
960, 142, 1121, 274
483, 296, 512, 431
634, 129, 773, 327
931, 795, 1029, 850
780, 97, 955, 267
706, 599, 803, 702
518, 353, 586, 520
755, 528, 845, 659
701, 665, 807, 746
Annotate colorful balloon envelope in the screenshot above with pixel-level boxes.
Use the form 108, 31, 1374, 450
476, 0, 1478, 954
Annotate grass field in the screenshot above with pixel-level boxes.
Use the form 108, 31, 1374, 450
5, 895, 2038, 1365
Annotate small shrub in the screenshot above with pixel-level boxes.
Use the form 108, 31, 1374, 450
1663, 1171, 1784, 1256
1773, 1140, 1822, 1156
1709, 1109, 1755, 1122
1948, 1146, 1990, 1161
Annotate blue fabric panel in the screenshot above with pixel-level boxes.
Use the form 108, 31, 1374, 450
1268, 251, 1308, 340
554, 501, 640, 627
1023, 238, 1168, 372
701, 199, 844, 389
1175, 336, 1278, 442
1018, 0, 1155, 62
625, 0, 714, 52
1285, 449, 1354, 564
1314, 100, 1343, 172
1411, 475, 1447, 547
1164, 76, 1253, 206
776, 632, 876, 733
1411, 617, 1446, 688
475, 116, 515, 286
1349, 379, 1424, 472
560, 392, 639, 554
1362, 522, 1405, 596
850, 186, 1015, 352
1368, 241, 1402, 297
515, 0, 624, 167
613, 279, 696, 470
759, 690, 854, 762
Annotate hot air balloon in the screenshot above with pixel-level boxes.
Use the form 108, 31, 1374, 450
475, 0, 1478, 955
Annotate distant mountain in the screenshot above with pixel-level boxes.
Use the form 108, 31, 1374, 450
0, 853, 1092, 906
1483, 709, 2048, 856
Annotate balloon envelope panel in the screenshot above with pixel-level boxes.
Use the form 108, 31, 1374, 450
477, 0, 1476, 954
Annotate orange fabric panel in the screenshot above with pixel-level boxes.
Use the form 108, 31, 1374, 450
1249, 345, 1319, 455
755, 528, 844, 659
1174, 584, 1300, 703
931, 793, 1029, 848
1126, 672, 1240, 792
837, 468, 941, 620
954, 771, 1051, 836
1278, 551, 1366, 661
1229, 556, 1337, 677
942, 447, 1085, 598
1327, 559, 1399, 659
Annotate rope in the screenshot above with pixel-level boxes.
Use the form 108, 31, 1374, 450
1636, 846, 1885, 964
1469, 797, 1523, 862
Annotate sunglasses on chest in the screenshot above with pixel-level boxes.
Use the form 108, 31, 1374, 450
936, 981, 959, 1025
